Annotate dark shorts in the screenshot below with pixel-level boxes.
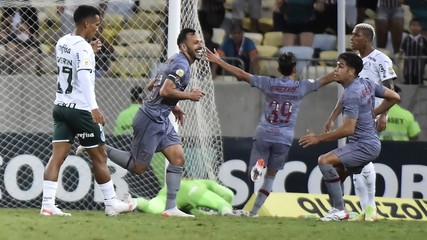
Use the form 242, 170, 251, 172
356, 0, 378, 10
273, 12, 315, 34
332, 140, 381, 174
131, 109, 181, 166
249, 139, 290, 171
52, 105, 105, 147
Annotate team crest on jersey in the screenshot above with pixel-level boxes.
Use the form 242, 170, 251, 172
82, 58, 91, 67
363, 62, 370, 70
176, 69, 184, 77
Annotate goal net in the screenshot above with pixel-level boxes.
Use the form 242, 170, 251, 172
0, 0, 223, 210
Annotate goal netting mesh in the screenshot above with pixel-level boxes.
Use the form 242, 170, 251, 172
0, 0, 223, 210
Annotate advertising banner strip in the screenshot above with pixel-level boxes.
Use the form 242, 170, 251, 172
243, 192, 427, 221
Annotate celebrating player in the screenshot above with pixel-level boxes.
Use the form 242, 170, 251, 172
82, 28, 205, 217
299, 52, 400, 221
206, 48, 335, 217
40, 5, 135, 217
323, 23, 397, 221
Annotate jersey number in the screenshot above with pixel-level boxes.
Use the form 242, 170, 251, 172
56, 66, 73, 94
266, 100, 293, 123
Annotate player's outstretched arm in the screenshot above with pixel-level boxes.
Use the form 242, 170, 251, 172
374, 86, 400, 117
205, 48, 252, 83
299, 117, 356, 148
318, 71, 336, 87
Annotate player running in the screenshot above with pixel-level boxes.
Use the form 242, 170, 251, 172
206, 48, 335, 217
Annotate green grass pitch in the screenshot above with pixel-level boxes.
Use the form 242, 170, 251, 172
0, 208, 426, 240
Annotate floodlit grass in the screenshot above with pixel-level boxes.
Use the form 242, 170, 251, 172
0, 208, 426, 240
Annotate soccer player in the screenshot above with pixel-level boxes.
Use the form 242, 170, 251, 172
93, 28, 205, 217
206, 48, 335, 217
40, 5, 135, 216
133, 179, 234, 216
323, 23, 397, 221
299, 52, 400, 221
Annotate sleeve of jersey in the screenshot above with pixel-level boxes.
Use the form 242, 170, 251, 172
76, 43, 94, 71
250, 75, 262, 88
78, 70, 98, 110
167, 62, 187, 86
374, 83, 386, 98
300, 79, 320, 95
378, 55, 397, 81
246, 39, 258, 56
408, 117, 421, 138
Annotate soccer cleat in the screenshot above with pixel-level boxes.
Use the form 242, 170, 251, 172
364, 205, 377, 222
40, 205, 72, 216
75, 145, 86, 156
320, 208, 349, 222
162, 207, 195, 217
251, 159, 265, 181
105, 197, 136, 217
348, 211, 362, 221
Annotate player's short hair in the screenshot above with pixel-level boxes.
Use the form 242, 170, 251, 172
130, 86, 144, 103
278, 52, 296, 76
353, 23, 375, 40
177, 28, 197, 46
338, 52, 363, 76
73, 5, 100, 25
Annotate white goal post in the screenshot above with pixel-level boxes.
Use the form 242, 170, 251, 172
0, 0, 223, 210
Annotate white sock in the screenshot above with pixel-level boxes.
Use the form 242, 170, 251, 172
42, 180, 58, 207
353, 173, 368, 211
97, 180, 117, 206
362, 162, 376, 208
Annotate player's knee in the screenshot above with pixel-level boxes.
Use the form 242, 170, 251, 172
317, 154, 328, 165
170, 157, 185, 167
131, 164, 148, 174
91, 155, 108, 166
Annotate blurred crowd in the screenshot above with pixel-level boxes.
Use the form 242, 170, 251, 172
0, 0, 422, 141
0, 0, 425, 85
199, 0, 426, 86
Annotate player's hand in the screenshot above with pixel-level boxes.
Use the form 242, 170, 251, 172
189, 88, 205, 102
298, 129, 320, 148
172, 105, 185, 126
375, 114, 387, 132
91, 108, 105, 125
205, 48, 221, 64
323, 120, 334, 133
89, 39, 102, 53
